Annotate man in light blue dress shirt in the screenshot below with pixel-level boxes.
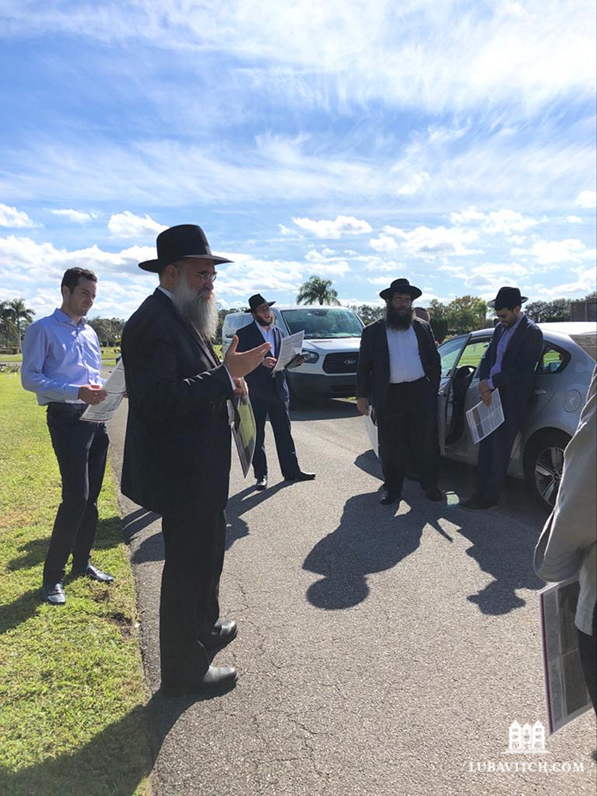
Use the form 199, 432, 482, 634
21, 267, 115, 604
459, 286, 543, 510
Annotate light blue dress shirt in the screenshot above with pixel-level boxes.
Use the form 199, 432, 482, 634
21, 309, 102, 405
488, 313, 525, 389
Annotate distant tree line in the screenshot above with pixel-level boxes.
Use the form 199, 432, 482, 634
0, 299, 36, 352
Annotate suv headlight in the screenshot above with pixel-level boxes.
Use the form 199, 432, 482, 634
302, 351, 319, 364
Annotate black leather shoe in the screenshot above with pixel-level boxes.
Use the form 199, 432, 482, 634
200, 619, 238, 649
458, 495, 499, 510
161, 665, 238, 698
255, 476, 268, 490
71, 564, 115, 583
41, 582, 66, 605
379, 490, 400, 505
425, 487, 444, 502
285, 471, 316, 482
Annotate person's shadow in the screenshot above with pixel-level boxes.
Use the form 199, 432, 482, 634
225, 481, 289, 551
0, 689, 228, 795
303, 492, 425, 609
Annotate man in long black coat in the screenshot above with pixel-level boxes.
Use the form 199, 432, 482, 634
357, 278, 442, 507
459, 286, 543, 510
121, 225, 269, 697
236, 294, 314, 490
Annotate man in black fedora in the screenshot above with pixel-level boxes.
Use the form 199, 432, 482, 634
356, 278, 442, 507
459, 286, 543, 510
235, 294, 315, 490
120, 224, 271, 697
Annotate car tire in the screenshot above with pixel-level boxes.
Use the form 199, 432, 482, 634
523, 430, 571, 508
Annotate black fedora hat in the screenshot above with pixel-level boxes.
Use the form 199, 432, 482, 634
138, 224, 232, 272
246, 294, 276, 313
379, 278, 422, 301
488, 286, 528, 310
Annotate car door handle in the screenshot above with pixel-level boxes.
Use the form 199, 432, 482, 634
534, 389, 547, 395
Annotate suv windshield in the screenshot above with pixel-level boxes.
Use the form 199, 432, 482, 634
281, 309, 363, 339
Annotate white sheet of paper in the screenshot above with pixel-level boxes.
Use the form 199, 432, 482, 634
465, 388, 505, 444
81, 359, 126, 423
272, 331, 304, 372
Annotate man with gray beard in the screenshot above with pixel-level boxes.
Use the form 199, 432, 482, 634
121, 225, 270, 698
357, 278, 442, 507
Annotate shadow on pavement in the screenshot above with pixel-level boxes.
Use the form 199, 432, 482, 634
225, 481, 289, 550
303, 492, 424, 610
291, 398, 360, 422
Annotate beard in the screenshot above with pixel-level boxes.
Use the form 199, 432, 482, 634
171, 278, 218, 339
386, 305, 413, 330
255, 314, 273, 327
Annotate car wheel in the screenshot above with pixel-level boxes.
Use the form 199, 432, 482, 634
524, 430, 571, 508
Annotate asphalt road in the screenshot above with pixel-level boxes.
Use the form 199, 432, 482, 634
108, 397, 596, 796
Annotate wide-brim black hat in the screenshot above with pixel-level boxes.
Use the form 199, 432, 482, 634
246, 294, 276, 313
379, 278, 422, 301
139, 224, 233, 272
487, 286, 528, 310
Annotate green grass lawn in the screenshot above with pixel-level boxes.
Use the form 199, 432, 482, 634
0, 374, 151, 795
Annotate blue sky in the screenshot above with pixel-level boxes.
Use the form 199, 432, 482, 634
0, 0, 595, 320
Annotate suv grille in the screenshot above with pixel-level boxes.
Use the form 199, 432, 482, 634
322, 353, 359, 374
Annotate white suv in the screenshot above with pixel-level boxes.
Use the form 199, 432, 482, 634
222, 305, 364, 402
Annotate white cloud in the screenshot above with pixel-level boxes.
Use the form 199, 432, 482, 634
378, 225, 481, 259
108, 211, 167, 239
529, 238, 595, 264
0, 203, 36, 228
292, 215, 372, 238
449, 207, 485, 224
369, 234, 399, 253
49, 208, 95, 223
575, 190, 597, 209
567, 215, 582, 223
450, 207, 540, 235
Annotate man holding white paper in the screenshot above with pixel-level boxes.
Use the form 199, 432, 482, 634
236, 294, 315, 491
21, 267, 114, 605
459, 286, 543, 510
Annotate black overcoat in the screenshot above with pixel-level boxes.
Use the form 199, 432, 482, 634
356, 318, 441, 412
236, 320, 289, 403
120, 289, 233, 516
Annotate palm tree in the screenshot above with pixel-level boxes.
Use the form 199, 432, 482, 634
296, 275, 340, 306
0, 301, 15, 348
8, 298, 35, 351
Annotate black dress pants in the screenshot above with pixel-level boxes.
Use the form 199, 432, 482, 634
252, 397, 300, 480
159, 510, 226, 689
44, 403, 109, 585
376, 378, 439, 497
475, 412, 522, 502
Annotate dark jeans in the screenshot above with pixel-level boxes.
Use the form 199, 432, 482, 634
252, 397, 300, 480
476, 413, 522, 501
44, 403, 109, 585
577, 602, 597, 713
159, 510, 226, 689
376, 378, 440, 496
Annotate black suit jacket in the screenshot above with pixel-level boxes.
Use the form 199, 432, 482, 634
356, 318, 441, 412
236, 321, 289, 403
478, 314, 543, 419
120, 289, 234, 516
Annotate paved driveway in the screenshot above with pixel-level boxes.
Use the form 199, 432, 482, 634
108, 398, 596, 796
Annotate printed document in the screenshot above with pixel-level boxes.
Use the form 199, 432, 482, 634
228, 393, 256, 477
272, 331, 304, 372
81, 360, 126, 423
539, 578, 592, 734
466, 389, 505, 444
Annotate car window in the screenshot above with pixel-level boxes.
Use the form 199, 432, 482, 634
438, 336, 468, 378
223, 314, 249, 336
536, 343, 570, 375
457, 339, 490, 373
280, 309, 363, 339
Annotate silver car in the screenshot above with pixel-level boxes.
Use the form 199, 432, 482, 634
365, 322, 596, 507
